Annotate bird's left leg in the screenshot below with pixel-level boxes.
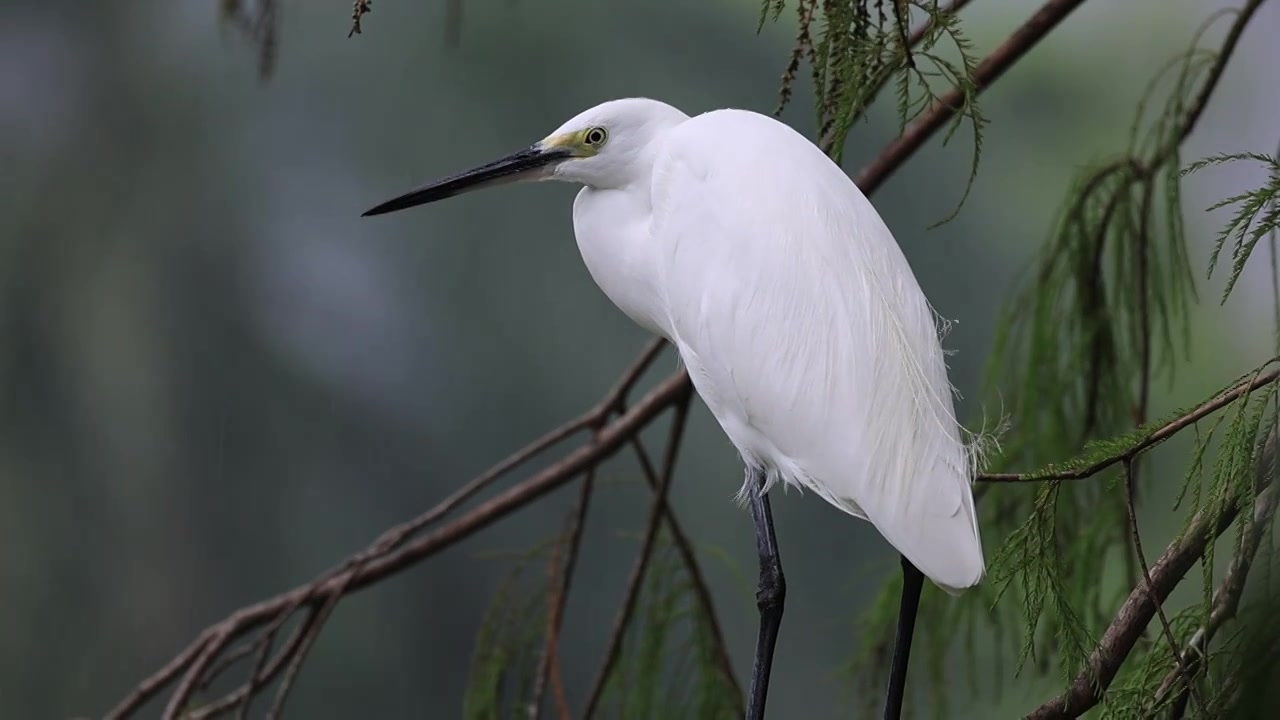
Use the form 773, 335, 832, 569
882, 555, 925, 720
745, 469, 785, 720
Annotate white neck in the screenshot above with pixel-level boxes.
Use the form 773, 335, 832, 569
571, 185, 670, 338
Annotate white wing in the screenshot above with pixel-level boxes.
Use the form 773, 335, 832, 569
650, 109, 984, 593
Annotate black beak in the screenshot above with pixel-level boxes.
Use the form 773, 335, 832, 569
361, 145, 573, 217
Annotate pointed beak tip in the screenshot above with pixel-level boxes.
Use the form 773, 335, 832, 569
359, 145, 567, 221
360, 200, 401, 218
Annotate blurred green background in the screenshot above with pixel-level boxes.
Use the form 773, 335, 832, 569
2, 0, 1278, 717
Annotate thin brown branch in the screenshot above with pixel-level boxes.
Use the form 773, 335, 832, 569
196, 638, 257, 695
980, 364, 1280, 483
162, 629, 230, 720
854, 0, 1088, 195
342, 341, 662, 564
582, 386, 694, 719
1025, 484, 1278, 719
550, 640, 570, 720
593, 339, 668, 418
185, 620, 314, 720
186, 568, 348, 718
628, 437, 744, 708
1149, 0, 1266, 172
348, 0, 372, 38
266, 581, 349, 719
234, 628, 275, 720
531, 463, 597, 717
1122, 459, 1206, 714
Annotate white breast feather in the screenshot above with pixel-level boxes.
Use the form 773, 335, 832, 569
650, 110, 985, 593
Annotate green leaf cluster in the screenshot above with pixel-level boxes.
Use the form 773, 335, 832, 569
763, 0, 986, 222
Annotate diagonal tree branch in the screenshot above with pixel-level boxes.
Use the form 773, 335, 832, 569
1025, 453, 1279, 719
980, 363, 1280, 483
1152, 427, 1279, 716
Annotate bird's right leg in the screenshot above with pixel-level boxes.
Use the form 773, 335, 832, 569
882, 555, 925, 720
746, 469, 786, 720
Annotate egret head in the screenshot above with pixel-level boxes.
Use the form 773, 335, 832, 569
362, 98, 689, 217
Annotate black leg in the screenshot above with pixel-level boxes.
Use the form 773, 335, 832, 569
883, 556, 925, 720
746, 470, 786, 720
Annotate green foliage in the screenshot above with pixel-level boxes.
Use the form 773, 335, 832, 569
839, 5, 1280, 714
463, 541, 556, 720
1181, 152, 1280, 303
764, 0, 987, 221
961, 24, 1209, 701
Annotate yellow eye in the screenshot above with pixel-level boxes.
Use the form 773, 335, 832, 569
584, 127, 608, 146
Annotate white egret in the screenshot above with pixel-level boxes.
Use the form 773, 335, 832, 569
362, 98, 985, 719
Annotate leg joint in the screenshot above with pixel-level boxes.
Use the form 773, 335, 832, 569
755, 568, 786, 612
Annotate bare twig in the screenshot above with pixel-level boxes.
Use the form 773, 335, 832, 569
348, 0, 372, 38
234, 627, 275, 720
980, 364, 1280, 483
110, 0, 1180, 710
582, 385, 694, 718
161, 632, 224, 720
1150, 0, 1267, 172
186, 621, 314, 720
266, 583, 349, 718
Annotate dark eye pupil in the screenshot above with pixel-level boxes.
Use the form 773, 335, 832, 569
588, 129, 605, 144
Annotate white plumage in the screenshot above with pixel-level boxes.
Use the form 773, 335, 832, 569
363, 95, 988, 717
561, 99, 984, 593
